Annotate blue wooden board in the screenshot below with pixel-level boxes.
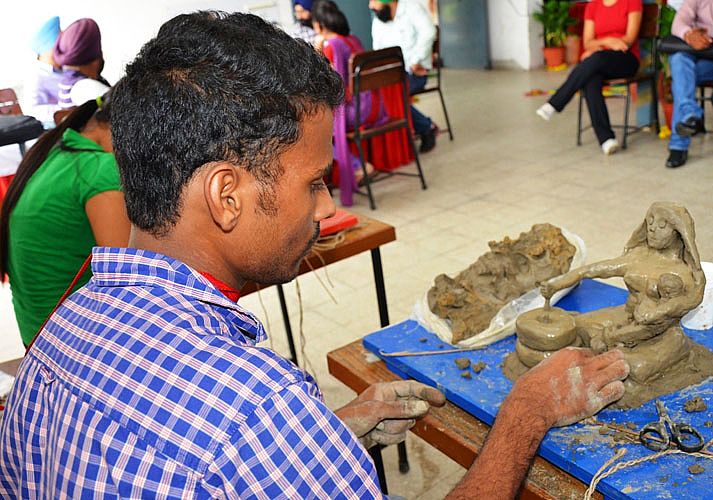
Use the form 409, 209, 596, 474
363, 280, 713, 499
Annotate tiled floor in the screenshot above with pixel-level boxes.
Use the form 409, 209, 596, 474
1, 67, 712, 498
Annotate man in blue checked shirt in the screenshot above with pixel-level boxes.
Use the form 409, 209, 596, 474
0, 11, 629, 499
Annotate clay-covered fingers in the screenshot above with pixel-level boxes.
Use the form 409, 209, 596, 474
375, 418, 416, 435
584, 350, 630, 388
595, 380, 626, 408
369, 428, 410, 446
367, 399, 431, 421
386, 380, 446, 407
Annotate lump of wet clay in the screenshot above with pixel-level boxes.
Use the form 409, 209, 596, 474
428, 223, 576, 343
684, 397, 708, 413
461, 370, 472, 379
688, 464, 705, 475
454, 357, 471, 370
472, 361, 486, 373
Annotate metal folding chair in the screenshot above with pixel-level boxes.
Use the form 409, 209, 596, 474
348, 47, 427, 210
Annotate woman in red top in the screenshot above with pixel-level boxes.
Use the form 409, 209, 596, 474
537, 0, 642, 155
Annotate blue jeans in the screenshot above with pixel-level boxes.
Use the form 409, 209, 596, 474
669, 52, 713, 151
408, 73, 433, 136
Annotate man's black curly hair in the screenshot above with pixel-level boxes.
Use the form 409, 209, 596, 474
111, 11, 344, 235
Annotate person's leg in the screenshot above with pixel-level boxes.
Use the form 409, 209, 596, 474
582, 51, 638, 146
408, 73, 427, 94
548, 52, 611, 112
407, 73, 433, 137
669, 52, 700, 152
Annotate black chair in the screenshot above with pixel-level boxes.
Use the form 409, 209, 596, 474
411, 26, 454, 141
348, 47, 427, 210
0, 88, 43, 157
576, 3, 661, 149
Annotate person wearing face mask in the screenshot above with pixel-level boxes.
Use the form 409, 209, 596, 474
370, 0, 439, 153
53, 18, 110, 109
291, 0, 318, 44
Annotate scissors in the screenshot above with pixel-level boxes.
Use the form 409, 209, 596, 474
638, 400, 705, 453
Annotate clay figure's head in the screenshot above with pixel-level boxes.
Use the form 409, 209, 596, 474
626, 202, 702, 273
658, 273, 685, 299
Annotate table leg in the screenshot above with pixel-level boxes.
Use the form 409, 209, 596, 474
370, 248, 389, 328
370, 248, 411, 475
369, 446, 389, 494
277, 284, 298, 364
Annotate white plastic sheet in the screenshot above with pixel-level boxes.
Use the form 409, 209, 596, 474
682, 261, 713, 331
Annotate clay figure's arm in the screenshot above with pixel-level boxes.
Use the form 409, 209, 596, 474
445, 349, 629, 499
541, 257, 629, 299
334, 380, 446, 449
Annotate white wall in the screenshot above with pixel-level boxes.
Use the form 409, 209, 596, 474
488, 0, 542, 70
0, 0, 293, 97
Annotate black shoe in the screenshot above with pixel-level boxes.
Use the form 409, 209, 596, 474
419, 125, 437, 153
675, 116, 704, 137
666, 150, 688, 168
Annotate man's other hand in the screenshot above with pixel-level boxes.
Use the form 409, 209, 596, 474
335, 380, 445, 449
509, 348, 629, 428
685, 28, 713, 50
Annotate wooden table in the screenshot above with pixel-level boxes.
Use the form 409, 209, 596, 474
241, 213, 396, 364
327, 340, 604, 500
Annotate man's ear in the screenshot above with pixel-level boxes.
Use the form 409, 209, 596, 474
204, 162, 243, 232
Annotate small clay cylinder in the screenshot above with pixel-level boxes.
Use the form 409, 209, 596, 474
516, 336, 582, 368
516, 307, 577, 351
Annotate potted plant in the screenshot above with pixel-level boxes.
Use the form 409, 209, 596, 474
533, 1, 576, 68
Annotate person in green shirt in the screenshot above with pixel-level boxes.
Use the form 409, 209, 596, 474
0, 93, 130, 346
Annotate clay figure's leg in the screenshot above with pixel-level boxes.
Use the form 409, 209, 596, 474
622, 326, 690, 384
575, 305, 628, 348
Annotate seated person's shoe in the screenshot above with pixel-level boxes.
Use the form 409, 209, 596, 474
601, 138, 619, 156
419, 125, 438, 153
675, 116, 704, 137
665, 149, 688, 168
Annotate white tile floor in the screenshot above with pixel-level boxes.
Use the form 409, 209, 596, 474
1, 67, 712, 498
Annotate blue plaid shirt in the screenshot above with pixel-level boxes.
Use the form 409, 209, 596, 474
0, 247, 383, 499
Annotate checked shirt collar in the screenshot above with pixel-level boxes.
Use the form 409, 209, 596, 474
90, 246, 267, 342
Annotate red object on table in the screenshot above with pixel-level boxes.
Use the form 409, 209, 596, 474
319, 208, 359, 236
319, 209, 358, 237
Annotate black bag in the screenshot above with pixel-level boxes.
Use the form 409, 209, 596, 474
0, 115, 44, 148
657, 35, 713, 59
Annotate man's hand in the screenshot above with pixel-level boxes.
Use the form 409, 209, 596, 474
685, 28, 713, 50
410, 63, 429, 76
509, 347, 629, 428
335, 380, 445, 449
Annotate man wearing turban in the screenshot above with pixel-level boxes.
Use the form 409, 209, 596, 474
54, 18, 109, 109
25, 16, 63, 126
291, 0, 317, 44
